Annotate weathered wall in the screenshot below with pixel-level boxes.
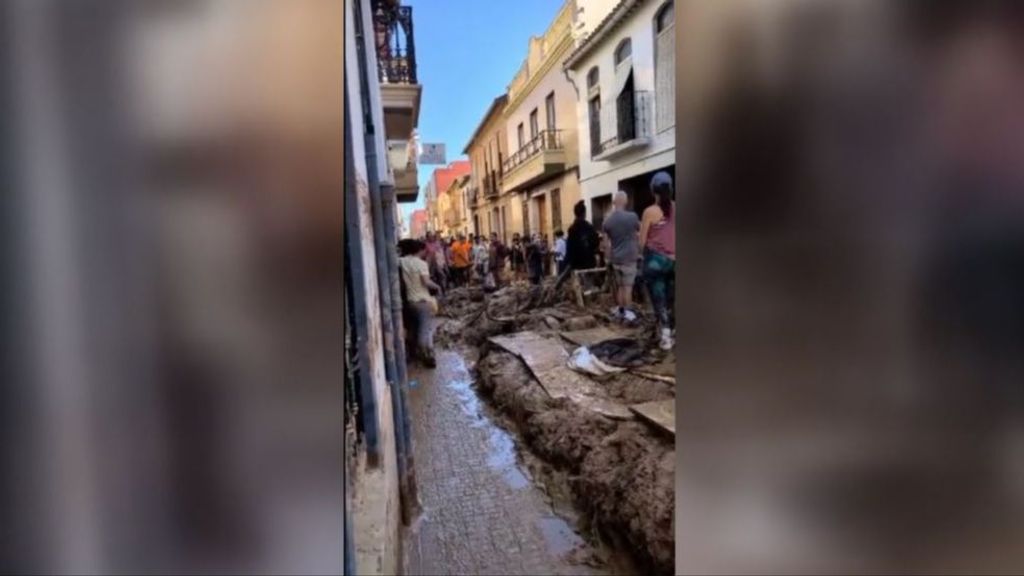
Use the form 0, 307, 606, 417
345, 0, 401, 574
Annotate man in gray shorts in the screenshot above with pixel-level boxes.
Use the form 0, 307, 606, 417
602, 190, 640, 322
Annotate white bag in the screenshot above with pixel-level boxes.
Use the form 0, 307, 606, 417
567, 346, 626, 377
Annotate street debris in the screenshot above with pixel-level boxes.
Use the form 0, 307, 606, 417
588, 337, 658, 368
567, 347, 626, 378
432, 280, 675, 574
629, 400, 675, 436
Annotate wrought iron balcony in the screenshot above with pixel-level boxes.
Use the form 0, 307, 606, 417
593, 91, 653, 161
373, 1, 417, 84
502, 130, 564, 175
484, 170, 501, 197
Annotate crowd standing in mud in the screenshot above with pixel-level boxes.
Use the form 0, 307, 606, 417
398, 171, 677, 368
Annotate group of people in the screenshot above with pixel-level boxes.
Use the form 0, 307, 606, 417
547, 170, 676, 349
601, 171, 676, 350
397, 170, 677, 369
421, 231, 510, 292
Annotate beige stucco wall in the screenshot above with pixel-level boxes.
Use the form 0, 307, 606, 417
523, 170, 580, 237
502, 1, 580, 169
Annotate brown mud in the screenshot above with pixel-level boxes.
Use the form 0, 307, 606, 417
436, 282, 675, 575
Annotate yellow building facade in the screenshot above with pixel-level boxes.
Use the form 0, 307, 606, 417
463, 95, 509, 241
501, 0, 581, 240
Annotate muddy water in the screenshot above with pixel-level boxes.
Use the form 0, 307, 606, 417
403, 345, 631, 575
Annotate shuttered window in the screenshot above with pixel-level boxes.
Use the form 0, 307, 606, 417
655, 1, 675, 132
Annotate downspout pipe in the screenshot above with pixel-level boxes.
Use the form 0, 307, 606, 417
381, 182, 420, 523
353, 0, 414, 520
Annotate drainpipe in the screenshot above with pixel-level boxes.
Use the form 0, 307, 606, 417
353, 0, 415, 522
381, 182, 420, 523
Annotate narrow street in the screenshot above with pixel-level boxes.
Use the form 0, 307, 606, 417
403, 342, 621, 576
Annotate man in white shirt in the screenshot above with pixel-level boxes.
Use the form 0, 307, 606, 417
399, 239, 441, 367
553, 230, 567, 276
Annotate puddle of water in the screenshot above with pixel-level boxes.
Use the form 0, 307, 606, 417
440, 351, 534, 490
536, 515, 586, 557
486, 426, 532, 489
438, 353, 485, 422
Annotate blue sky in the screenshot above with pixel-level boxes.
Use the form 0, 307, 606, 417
400, 0, 563, 221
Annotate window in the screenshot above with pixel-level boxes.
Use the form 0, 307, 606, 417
614, 38, 632, 66
654, 1, 675, 130
550, 188, 562, 232
617, 71, 637, 142
587, 66, 599, 89
545, 92, 556, 132
517, 123, 525, 149
588, 96, 601, 157
529, 109, 539, 139
656, 0, 674, 32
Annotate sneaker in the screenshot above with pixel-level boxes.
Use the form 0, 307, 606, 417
659, 328, 674, 351
609, 306, 622, 319
621, 309, 638, 323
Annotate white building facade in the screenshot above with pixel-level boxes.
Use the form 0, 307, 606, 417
565, 0, 676, 227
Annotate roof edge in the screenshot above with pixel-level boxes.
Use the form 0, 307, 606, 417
462, 94, 509, 154
564, 0, 643, 70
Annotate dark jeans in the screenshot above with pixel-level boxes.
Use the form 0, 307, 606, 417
451, 266, 469, 287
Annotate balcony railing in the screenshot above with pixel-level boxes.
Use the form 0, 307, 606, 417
502, 129, 564, 174
373, 2, 417, 84
594, 91, 652, 157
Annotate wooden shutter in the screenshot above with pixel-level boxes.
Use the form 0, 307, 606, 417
656, 25, 675, 131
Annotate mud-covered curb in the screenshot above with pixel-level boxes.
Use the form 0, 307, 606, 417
475, 347, 675, 575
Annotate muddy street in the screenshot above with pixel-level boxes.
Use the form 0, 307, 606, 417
403, 344, 624, 576
400, 279, 675, 575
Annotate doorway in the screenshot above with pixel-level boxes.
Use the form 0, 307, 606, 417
535, 194, 548, 238
618, 165, 675, 218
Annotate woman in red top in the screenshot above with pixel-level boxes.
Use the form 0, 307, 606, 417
639, 171, 676, 350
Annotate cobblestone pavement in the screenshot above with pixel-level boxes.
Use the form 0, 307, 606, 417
403, 347, 612, 576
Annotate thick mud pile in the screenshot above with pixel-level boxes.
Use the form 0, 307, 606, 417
436, 284, 675, 574
477, 350, 674, 574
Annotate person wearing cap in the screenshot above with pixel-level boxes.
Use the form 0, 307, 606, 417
640, 171, 676, 350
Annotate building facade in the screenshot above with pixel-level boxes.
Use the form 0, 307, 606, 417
425, 160, 471, 235
408, 208, 429, 239
501, 0, 582, 241
345, 0, 423, 574
442, 174, 472, 237
464, 95, 510, 241
564, 0, 676, 228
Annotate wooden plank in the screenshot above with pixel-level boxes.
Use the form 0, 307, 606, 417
488, 331, 633, 420
629, 400, 675, 436
633, 371, 675, 384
